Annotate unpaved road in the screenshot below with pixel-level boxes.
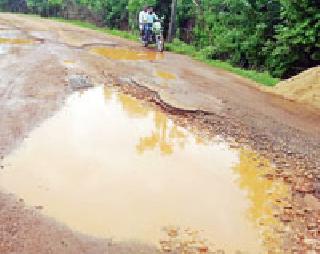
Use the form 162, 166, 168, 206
0, 13, 320, 253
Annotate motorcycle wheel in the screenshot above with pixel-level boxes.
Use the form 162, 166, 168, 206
157, 39, 164, 52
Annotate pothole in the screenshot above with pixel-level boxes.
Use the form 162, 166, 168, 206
90, 47, 164, 61
0, 86, 290, 253
0, 38, 34, 44
155, 70, 177, 80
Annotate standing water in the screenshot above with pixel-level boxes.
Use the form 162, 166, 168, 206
0, 86, 288, 253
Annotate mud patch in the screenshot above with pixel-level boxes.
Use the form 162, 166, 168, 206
82, 42, 117, 48
64, 60, 75, 65
271, 67, 320, 109
0, 86, 291, 253
110, 81, 320, 253
0, 29, 43, 51
155, 70, 176, 80
0, 38, 34, 44
90, 47, 164, 61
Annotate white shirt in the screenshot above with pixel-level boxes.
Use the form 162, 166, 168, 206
139, 11, 147, 24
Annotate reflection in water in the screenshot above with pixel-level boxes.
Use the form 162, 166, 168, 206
234, 149, 289, 253
0, 86, 288, 253
136, 112, 187, 155
116, 92, 149, 118
90, 47, 164, 61
114, 92, 186, 155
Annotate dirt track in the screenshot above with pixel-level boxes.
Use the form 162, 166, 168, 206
0, 14, 320, 253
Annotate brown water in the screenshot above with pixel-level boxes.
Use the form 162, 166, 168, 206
155, 70, 176, 80
0, 86, 288, 253
0, 30, 37, 54
90, 47, 164, 61
0, 38, 34, 44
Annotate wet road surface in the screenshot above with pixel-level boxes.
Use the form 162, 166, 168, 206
1, 86, 270, 253
0, 13, 319, 254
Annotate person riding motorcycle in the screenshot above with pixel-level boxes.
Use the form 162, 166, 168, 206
139, 6, 164, 52
143, 7, 158, 42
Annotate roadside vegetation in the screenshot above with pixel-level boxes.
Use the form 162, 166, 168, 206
52, 17, 279, 86
0, 0, 319, 84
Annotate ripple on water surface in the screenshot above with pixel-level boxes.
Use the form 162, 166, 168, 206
0, 86, 289, 253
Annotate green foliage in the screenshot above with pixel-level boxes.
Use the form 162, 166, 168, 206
1, 0, 27, 12
128, 0, 156, 29
267, 0, 320, 77
52, 17, 139, 40
52, 17, 281, 86
7, 0, 320, 79
0, 0, 8, 11
26, 0, 62, 16
165, 39, 279, 86
192, 0, 281, 70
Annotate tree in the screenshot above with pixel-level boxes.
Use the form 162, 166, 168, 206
5, 0, 320, 78
167, 0, 177, 42
267, 0, 320, 77
0, 0, 9, 10
0, 0, 27, 12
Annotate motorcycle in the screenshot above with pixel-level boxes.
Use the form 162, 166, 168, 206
141, 17, 165, 52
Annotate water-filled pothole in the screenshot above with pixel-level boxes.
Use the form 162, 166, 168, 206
90, 47, 164, 61
155, 70, 176, 80
0, 30, 41, 54
0, 38, 34, 44
0, 86, 289, 253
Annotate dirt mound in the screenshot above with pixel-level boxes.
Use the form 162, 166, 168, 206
272, 67, 320, 109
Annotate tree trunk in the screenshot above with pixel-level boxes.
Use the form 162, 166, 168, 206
167, 0, 177, 42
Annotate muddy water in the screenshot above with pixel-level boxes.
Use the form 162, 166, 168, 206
155, 70, 176, 80
0, 38, 33, 44
90, 47, 164, 61
0, 30, 36, 54
0, 30, 34, 44
0, 86, 288, 253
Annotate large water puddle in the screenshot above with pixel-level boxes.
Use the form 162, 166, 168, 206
90, 47, 164, 61
0, 86, 288, 253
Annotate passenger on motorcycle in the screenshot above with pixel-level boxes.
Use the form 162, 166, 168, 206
143, 7, 158, 42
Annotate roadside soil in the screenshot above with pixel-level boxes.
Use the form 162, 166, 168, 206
0, 13, 319, 253
266, 66, 320, 110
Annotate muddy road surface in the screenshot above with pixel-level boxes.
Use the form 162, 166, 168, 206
0, 14, 320, 254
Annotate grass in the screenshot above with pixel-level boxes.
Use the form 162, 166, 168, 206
165, 39, 279, 86
50, 17, 140, 41
39, 16, 279, 86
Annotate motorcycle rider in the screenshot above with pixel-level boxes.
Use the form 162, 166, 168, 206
144, 6, 157, 42
139, 6, 148, 38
